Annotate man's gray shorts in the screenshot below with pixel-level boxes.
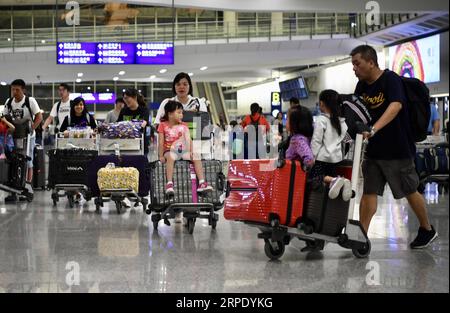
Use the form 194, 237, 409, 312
362, 158, 419, 199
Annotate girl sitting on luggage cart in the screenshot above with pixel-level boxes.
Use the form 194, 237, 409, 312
59, 97, 97, 133
158, 101, 213, 197
285, 96, 351, 201
310, 89, 351, 201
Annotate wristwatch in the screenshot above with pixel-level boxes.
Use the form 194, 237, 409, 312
370, 126, 377, 137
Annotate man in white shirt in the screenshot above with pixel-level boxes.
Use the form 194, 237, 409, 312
42, 83, 71, 132
3, 79, 43, 202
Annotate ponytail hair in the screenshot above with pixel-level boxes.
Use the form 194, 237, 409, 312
319, 89, 342, 136
123, 88, 146, 107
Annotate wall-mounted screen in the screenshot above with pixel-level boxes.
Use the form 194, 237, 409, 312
279, 76, 308, 101
57, 42, 174, 65
388, 34, 440, 83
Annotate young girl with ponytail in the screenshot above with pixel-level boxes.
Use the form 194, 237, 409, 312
310, 89, 351, 201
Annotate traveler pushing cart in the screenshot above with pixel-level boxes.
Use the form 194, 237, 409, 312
224, 134, 371, 260
0, 119, 34, 202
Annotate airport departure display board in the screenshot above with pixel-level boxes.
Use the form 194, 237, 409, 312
57, 42, 174, 65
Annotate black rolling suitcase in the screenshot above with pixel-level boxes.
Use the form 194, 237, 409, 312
7, 152, 27, 190
32, 144, 46, 189
301, 181, 350, 237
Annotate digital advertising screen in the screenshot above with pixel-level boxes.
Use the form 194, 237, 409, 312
388, 34, 440, 83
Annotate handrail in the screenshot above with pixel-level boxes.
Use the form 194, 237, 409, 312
0, 16, 352, 50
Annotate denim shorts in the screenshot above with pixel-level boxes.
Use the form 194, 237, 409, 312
362, 158, 419, 199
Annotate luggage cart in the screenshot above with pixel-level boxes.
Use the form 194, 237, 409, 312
97, 135, 144, 156
227, 134, 371, 260
48, 134, 98, 208
94, 135, 148, 214
146, 159, 226, 234
0, 122, 34, 202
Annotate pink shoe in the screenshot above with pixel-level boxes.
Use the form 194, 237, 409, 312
165, 182, 174, 196
197, 181, 212, 193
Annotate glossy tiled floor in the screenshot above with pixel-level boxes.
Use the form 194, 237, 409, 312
0, 184, 448, 293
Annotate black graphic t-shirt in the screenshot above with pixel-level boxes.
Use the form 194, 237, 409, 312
59, 114, 97, 132
117, 106, 150, 123
355, 70, 415, 160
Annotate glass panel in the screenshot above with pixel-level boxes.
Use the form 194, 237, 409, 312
13, 11, 32, 29
153, 89, 173, 103
0, 10, 11, 30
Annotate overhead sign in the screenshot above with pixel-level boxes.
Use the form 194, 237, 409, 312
271, 92, 282, 117
57, 42, 174, 65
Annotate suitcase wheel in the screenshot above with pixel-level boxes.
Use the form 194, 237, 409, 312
264, 239, 285, 260
352, 240, 371, 258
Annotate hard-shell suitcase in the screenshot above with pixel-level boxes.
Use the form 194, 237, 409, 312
224, 159, 307, 227
32, 145, 46, 189
301, 182, 350, 237
47, 149, 98, 189
149, 159, 225, 211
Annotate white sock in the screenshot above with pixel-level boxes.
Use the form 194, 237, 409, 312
199, 179, 205, 184
167, 181, 173, 185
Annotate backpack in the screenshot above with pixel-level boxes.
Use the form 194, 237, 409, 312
340, 94, 372, 139
401, 76, 431, 142
6, 96, 34, 122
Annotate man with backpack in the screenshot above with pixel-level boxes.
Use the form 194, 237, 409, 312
42, 83, 71, 134
3, 79, 43, 202
241, 102, 270, 159
351, 45, 437, 249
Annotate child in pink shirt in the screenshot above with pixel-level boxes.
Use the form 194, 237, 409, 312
157, 100, 212, 196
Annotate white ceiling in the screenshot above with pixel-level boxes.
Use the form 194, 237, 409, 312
0, 37, 366, 84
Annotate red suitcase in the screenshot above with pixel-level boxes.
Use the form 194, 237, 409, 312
224, 159, 307, 227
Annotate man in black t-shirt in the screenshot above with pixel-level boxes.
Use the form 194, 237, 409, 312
351, 45, 437, 249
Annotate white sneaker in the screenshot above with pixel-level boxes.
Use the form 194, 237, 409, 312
342, 179, 352, 202
328, 177, 345, 199
174, 212, 182, 223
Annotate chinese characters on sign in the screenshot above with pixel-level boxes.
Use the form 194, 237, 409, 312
57, 42, 174, 65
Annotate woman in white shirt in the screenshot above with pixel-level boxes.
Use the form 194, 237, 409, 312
154, 72, 208, 127
310, 89, 351, 201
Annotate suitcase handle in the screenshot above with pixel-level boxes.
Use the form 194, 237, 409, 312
216, 172, 225, 192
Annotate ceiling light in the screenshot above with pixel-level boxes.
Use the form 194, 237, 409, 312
87, 86, 91, 90
188, 72, 194, 76
119, 71, 126, 75
200, 66, 208, 71
77, 72, 83, 77
150, 75, 156, 80
7, 38, 11, 41
106, 88, 110, 92
41, 40, 46, 44
122, 89, 126, 92
113, 76, 119, 81
138, 90, 142, 93
76, 78, 82, 83
0, 81, 7, 86
159, 69, 167, 74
